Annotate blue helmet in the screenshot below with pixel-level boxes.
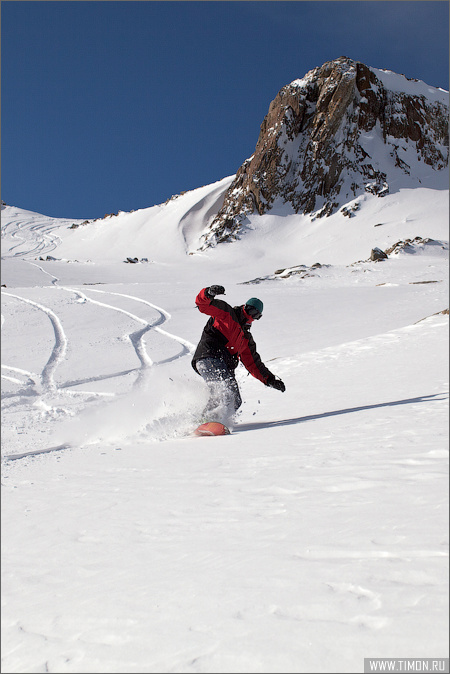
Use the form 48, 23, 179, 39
245, 297, 263, 320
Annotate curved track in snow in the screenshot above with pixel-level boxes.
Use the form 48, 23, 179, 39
1, 212, 71, 260
79, 287, 195, 366
1, 291, 67, 392
1, 278, 198, 459
1, 282, 195, 399
1, 207, 198, 457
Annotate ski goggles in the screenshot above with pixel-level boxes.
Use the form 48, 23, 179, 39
244, 304, 262, 320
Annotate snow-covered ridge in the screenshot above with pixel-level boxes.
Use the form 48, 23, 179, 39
289, 61, 449, 103
1, 176, 235, 264
1, 185, 448, 270
199, 58, 449, 249
2, 61, 448, 266
370, 66, 449, 103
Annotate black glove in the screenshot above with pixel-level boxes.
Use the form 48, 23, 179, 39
266, 375, 286, 392
206, 285, 225, 299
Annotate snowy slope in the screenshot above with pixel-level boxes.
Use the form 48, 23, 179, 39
25, 176, 235, 263
1, 173, 449, 673
2, 176, 234, 265
196, 59, 448, 252
369, 67, 449, 103
3, 180, 447, 273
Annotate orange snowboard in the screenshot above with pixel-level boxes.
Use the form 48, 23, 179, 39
194, 422, 231, 437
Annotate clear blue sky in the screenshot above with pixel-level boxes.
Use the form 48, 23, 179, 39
2, 1, 448, 219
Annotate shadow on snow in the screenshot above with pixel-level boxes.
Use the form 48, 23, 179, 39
236, 393, 448, 433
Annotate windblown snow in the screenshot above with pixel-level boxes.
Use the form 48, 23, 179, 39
1, 162, 448, 672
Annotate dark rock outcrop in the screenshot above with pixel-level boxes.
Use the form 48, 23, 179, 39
199, 57, 448, 248
370, 247, 388, 261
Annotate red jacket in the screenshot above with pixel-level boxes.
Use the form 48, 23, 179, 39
192, 288, 273, 384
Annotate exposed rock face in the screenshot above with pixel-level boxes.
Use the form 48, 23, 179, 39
200, 57, 448, 248
370, 247, 388, 262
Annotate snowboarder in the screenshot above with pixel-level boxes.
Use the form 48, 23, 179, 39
192, 285, 286, 425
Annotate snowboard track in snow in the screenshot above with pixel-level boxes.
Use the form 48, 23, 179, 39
2, 217, 63, 259
4, 443, 73, 462
3, 392, 447, 462
2, 284, 195, 398
1, 281, 196, 457
1, 291, 67, 392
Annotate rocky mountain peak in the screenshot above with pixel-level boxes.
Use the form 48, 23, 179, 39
199, 57, 448, 249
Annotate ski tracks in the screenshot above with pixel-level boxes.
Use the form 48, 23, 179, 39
3, 219, 58, 259
76, 287, 195, 369
1, 285, 196, 458
1, 286, 195, 397
2, 291, 67, 392
2, 215, 69, 260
